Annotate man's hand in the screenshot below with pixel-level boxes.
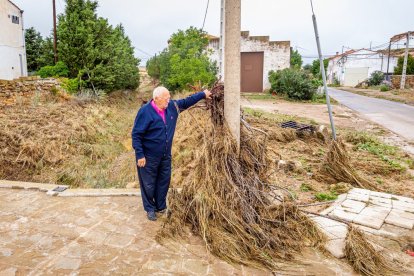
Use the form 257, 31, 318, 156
203, 89, 212, 100
137, 157, 146, 167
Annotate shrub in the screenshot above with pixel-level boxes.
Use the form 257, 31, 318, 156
37, 61, 69, 78
380, 85, 390, 92
394, 54, 414, 75
367, 71, 384, 86
268, 68, 316, 100
60, 77, 82, 94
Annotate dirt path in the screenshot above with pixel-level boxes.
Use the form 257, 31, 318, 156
337, 87, 414, 106
241, 97, 414, 156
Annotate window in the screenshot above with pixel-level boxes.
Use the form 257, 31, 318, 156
11, 15, 19, 24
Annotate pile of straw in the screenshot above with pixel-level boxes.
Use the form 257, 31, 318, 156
317, 139, 376, 190
157, 85, 400, 275
345, 225, 397, 276
157, 86, 326, 271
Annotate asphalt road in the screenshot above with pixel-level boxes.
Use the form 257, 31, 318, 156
328, 88, 414, 141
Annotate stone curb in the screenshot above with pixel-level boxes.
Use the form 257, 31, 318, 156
56, 189, 141, 197
0, 180, 141, 197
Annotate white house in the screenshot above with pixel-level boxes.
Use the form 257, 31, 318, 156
0, 0, 27, 80
327, 48, 398, 87
207, 31, 290, 92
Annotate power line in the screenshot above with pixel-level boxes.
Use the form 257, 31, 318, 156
135, 47, 152, 57
201, 0, 210, 31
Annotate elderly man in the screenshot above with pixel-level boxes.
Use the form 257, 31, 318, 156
132, 86, 211, 221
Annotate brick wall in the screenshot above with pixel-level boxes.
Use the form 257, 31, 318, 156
0, 77, 60, 106
391, 75, 414, 88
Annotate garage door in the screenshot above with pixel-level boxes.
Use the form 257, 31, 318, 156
241, 52, 264, 92
344, 67, 369, 87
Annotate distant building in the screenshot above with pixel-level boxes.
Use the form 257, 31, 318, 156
326, 47, 408, 87
0, 0, 27, 80
207, 31, 290, 92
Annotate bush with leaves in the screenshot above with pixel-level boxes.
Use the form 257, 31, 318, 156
311, 59, 329, 80
146, 27, 217, 92
394, 54, 414, 75
268, 68, 317, 100
367, 71, 384, 86
37, 61, 69, 78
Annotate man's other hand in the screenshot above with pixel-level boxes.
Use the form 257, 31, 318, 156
137, 157, 146, 167
203, 89, 212, 99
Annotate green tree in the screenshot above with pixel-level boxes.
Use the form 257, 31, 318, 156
394, 54, 414, 75
37, 36, 55, 68
147, 27, 217, 92
25, 27, 45, 72
146, 54, 161, 80
56, 0, 139, 91
290, 49, 303, 69
311, 58, 329, 79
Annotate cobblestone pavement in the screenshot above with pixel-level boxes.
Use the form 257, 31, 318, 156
0, 188, 357, 275
314, 188, 414, 270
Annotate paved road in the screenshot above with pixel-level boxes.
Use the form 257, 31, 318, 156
328, 88, 414, 141
0, 188, 353, 275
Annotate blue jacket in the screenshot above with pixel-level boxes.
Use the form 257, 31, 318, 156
132, 92, 206, 159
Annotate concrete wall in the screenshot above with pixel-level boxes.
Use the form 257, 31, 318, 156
208, 32, 290, 90
0, 0, 27, 80
327, 50, 398, 85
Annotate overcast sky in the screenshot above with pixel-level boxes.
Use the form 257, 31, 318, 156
12, 0, 414, 65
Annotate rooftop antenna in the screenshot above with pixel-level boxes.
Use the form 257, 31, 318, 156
310, 0, 337, 140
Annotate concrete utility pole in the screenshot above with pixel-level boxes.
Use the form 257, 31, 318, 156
400, 32, 410, 89
310, 0, 336, 140
223, 0, 241, 149
219, 0, 225, 78
52, 0, 58, 63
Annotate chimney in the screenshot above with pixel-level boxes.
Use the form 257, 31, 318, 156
336, 51, 339, 55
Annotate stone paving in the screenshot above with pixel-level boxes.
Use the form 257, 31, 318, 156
0, 184, 357, 276
312, 188, 414, 261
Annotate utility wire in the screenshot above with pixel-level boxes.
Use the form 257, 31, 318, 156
201, 0, 210, 31
135, 47, 152, 57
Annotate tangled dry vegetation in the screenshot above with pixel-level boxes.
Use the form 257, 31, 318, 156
1, 86, 412, 274
0, 91, 138, 187
159, 85, 407, 275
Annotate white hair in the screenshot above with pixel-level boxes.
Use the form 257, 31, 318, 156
153, 86, 168, 99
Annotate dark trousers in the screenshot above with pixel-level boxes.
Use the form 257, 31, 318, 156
136, 153, 172, 212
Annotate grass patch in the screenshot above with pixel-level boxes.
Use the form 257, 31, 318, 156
243, 107, 314, 125
300, 183, 313, 192
345, 131, 409, 173
242, 93, 276, 100
315, 192, 338, 201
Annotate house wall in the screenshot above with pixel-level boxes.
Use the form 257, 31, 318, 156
0, 0, 27, 80
208, 35, 290, 90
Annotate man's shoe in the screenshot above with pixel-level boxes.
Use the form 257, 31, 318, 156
156, 209, 166, 214
147, 211, 157, 221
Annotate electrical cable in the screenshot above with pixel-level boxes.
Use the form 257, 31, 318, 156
201, 0, 210, 31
